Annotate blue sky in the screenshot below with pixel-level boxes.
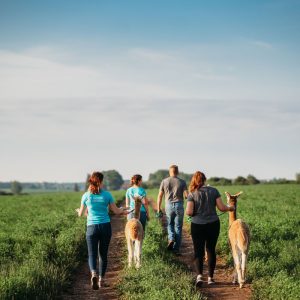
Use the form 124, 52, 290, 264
0, 0, 299, 181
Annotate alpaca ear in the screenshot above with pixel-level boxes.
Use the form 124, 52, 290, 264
234, 191, 243, 198
225, 191, 231, 198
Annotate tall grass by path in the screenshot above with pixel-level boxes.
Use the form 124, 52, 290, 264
0, 191, 124, 299
183, 184, 300, 300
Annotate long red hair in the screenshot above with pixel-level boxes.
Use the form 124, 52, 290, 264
189, 171, 207, 192
89, 172, 104, 194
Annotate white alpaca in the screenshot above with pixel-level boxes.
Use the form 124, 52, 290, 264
125, 196, 144, 268
225, 191, 250, 288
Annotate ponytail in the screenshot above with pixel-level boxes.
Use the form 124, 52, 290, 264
189, 171, 206, 192
89, 172, 104, 194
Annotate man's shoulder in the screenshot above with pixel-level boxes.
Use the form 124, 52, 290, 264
177, 177, 187, 186
161, 177, 171, 184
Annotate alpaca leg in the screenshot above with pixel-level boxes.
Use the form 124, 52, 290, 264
134, 240, 142, 269
241, 252, 247, 286
232, 270, 238, 284
127, 238, 134, 268
232, 247, 242, 288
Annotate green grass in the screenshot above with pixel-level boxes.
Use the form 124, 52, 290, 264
182, 184, 300, 300
0, 191, 124, 299
1, 185, 299, 299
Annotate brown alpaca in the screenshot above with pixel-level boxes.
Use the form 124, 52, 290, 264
225, 191, 250, 288
125, 196, 144, 268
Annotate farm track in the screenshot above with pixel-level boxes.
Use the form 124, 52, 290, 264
62, 214, 125, 300
150, 199, 252, 300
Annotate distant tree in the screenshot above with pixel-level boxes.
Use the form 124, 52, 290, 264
11, 181, 23, 195
268, 178, 291, 184
85, 173, 91, 191
180, 172, 193, 185
247, 174, 260, 185
103, 170, 124, 190
296, 173, 300, 184
233, 176, 248, 185
73, 183, 80, 192
147, 169, 169, 188
208, 177, 232, 186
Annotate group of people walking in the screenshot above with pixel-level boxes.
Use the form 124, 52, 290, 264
76, 165, 235, 290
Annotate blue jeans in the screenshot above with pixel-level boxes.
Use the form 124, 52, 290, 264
165, 202, 184, 251
86, 222, 112, 277
127, 211, 147, 232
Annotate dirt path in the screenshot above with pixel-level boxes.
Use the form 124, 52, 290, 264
150, 200, 251, 300
63, 214, 125, 300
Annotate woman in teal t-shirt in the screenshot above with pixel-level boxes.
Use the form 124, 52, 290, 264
76, 172, 128, 290
125, 174, 150, 232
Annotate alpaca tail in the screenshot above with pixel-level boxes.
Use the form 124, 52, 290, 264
237, 223, 250, 253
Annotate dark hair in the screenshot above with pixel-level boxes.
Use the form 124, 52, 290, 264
189, 171, 207, 192
89, 172, 104, 194
131, 174, 142, 186
169, 165, 179, 175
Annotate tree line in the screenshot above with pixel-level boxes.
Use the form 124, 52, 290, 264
1, 171, 299, 195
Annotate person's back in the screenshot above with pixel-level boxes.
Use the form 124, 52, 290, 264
160, 176, 187, 203
157, 165, 187, 254
189, 186, 220, 224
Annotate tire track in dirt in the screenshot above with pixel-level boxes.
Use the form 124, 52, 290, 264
63, 214, 125, 300
150, 199, 251, 300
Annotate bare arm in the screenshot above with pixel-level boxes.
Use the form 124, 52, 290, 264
216, 197, 235, 212
157, 190, 164, 212
109, 203, 128, 215
125, 197, 130, 208
143, 197, 150, 220
185, 201, 194, 217
75, 204, 85, 217
184, 190, 188, 199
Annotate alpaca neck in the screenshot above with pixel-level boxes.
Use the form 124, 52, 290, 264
134, 209, 140, 219
134, 201, 141, 219
229, 205, 237, 227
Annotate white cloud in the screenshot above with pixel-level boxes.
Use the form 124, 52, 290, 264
129, 47, 174, 62
0, 44, 299, 181
0, 49, 180, 100
248, 39, 273, 49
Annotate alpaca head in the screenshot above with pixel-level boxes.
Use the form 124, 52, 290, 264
133, 194, 143, 218
225, 191, 243, 207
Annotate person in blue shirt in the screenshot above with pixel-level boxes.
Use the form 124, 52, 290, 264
76, 171, 128, 290
125, 174, 150, 232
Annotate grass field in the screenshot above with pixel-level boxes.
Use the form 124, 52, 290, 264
0, 191, 124, 299
119, 185, 300, 300
0, 185, 299, 299
211, 185, 300, 300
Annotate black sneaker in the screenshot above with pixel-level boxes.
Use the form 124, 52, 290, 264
91, 274, 99, 290
167, 240, 174, 250
196, 275, 203, 287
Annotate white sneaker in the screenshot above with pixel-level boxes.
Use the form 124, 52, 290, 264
208, 277, 215, 285
195, 275, 203, 287
99, 278, 109, 288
